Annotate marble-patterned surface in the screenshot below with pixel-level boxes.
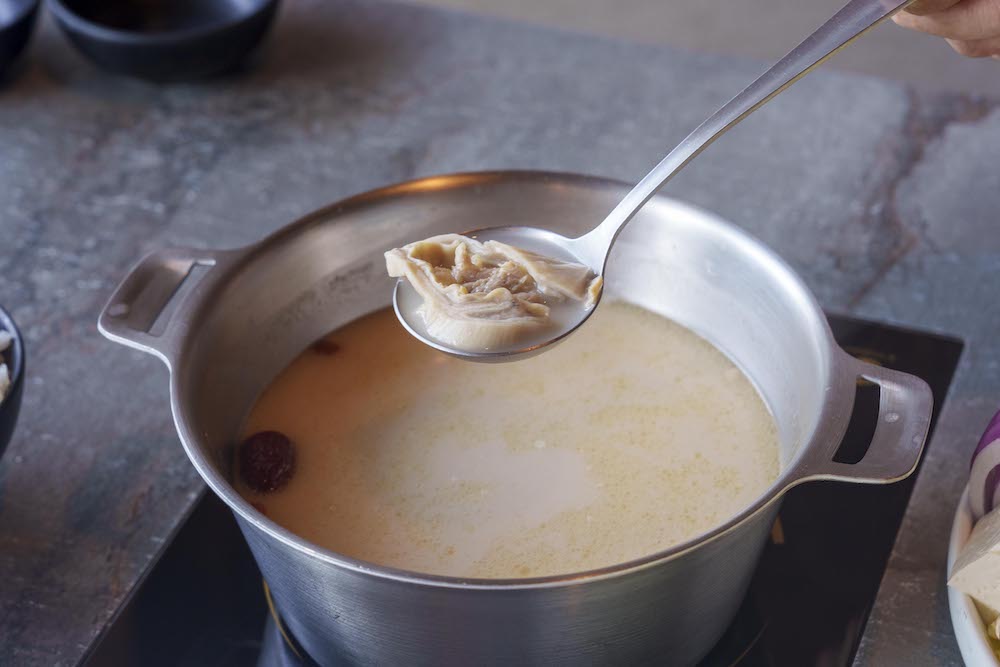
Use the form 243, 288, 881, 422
0, 1, 996, 664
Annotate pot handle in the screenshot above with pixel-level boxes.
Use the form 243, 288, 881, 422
797, 355, 934, 485
98, 247, 230, 367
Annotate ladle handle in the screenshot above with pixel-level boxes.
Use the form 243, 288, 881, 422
98, 247, 230, 367
581, 0, 916, 270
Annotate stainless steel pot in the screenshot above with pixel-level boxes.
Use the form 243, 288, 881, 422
99, 171, 932, 666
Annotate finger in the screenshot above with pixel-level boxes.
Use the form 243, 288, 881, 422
946, 35, 1000, 56
892, 0, 1000, 40
904, 0, 964, 16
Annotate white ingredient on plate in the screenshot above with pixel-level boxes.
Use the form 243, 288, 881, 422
951, 504, 1000, 613
0, 330, 10, 404
951, 502, 1000, 643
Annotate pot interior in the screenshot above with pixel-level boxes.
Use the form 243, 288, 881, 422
174, 172, 833, 541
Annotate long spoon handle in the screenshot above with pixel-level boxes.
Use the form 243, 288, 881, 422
578, 0, 915, 270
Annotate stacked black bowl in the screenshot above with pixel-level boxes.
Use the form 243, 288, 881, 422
49, 0, 280, 80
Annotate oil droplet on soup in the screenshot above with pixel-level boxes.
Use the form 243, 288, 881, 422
235, 302, 780, 578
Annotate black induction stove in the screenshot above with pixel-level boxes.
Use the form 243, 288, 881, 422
83, 314, 963, 667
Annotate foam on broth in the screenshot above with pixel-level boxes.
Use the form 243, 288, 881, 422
235, 302, 780, 579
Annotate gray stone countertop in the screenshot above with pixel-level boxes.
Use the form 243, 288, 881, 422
0, 0, 997, 664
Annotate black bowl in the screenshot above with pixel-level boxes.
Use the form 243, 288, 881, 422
48, 0, 280, 81
0, 0, 40, 76
0, 305, 24, 463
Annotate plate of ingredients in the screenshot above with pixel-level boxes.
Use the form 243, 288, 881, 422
0, 304, 24, 461
949, 410, 1000, 666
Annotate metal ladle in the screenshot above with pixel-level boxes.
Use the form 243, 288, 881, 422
394, 0, 916, 362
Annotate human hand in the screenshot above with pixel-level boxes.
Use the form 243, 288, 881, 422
893, 0, 1000, 58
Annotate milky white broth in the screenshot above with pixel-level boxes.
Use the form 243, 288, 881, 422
235, 301, 780, 578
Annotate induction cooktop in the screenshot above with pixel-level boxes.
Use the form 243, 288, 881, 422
83, 313, 963, 667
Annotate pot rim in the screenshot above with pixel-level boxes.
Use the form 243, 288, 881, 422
140, 170, 918, 590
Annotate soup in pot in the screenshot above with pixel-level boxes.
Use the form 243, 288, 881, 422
234, 301, 780, 578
